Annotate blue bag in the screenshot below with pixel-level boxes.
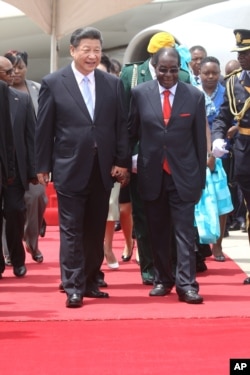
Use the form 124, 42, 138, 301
194, 167, 220, 244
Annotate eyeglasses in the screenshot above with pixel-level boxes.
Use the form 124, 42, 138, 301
158, 67, 179, 74
0, 68, 13, 76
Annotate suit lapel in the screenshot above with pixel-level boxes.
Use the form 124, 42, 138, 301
61, 65, 91, 118
145, 81, 164, 124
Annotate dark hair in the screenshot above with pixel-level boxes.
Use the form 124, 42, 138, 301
189, 45, 207, 56
153, 47, 181, 67
100, 53, 112, 72
4, 50, 28, 66
110, 58, 122, 75
200, 56, 220, 68
70, 27, 103, 48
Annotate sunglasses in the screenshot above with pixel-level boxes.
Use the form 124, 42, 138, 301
0, 68, 13, 76
158, 68, 179, 74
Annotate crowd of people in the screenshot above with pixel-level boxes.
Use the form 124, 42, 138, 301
1, 25, 250, 308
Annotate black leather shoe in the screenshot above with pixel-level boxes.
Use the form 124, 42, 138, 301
13, 265, 27, 277
149, 284, 172, 296
243, 277, 250, 284
114, 221, 121, 231
84, 288, 109, 298
40, 218, 47, 237
96, 279, 108, 288
66, 293, 83, 308
228, 222, 241, 231
179, 290, 203, 304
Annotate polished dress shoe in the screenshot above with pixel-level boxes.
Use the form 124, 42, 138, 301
84, 288, 109, 298
4, 254, 12, 266
96, 278, 108, 288
179, 290, 203, 304
114, 221, 121, 231
243, 277, 250, 284
66, 293, 83, 308
25, 243, 44, 263
142, 278, 154, 285
149, 284, 172, 296
13, 265, 27, 277
241, 222, 247, 233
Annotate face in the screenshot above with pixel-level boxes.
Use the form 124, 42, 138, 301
200, 62, 220, 91
12, 58, 27, 86
190, 49, 206, 76
155, 51, 179, 89
70, 38, 102, 75
0, 60, 14, 86
237, 49, 250, 71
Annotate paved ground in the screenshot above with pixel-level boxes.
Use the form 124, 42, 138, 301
222, 229, 250, 276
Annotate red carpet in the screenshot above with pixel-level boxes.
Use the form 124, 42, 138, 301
0, 227, 250, 321
1, 226, 250, 375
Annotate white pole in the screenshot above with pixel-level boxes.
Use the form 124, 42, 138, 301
50, 0, 58, 72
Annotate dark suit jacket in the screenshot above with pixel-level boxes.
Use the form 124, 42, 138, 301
0, 81, 15, 185
9, 87, 36, 189
128, 79, 207, 202
35, 65, 130, 193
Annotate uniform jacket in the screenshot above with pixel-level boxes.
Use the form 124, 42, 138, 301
35, 65, 130, 193
212, 70, 250, 176
9, 87, 36, 189
128, 79, 207, 202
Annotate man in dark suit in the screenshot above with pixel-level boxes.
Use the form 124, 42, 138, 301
0, 80, 15, 278
212, 29, 250, 285
0, 56, 37, 278
128, 47, 207, 304
35, 27, 130, 308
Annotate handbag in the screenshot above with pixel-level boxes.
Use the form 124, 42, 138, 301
194, 167, 220, 244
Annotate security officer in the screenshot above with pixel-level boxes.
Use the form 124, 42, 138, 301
120, 31, 191, 285
212, 29, 250, 284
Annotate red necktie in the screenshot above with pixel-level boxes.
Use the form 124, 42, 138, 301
163, 90, 171, 174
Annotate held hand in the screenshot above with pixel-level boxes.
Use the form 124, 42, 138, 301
37, 173, 50, 186
111, 167, 130, 187
212, 139, 229, 158
207, 154, 215, 172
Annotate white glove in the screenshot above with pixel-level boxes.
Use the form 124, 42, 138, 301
132, 154, 138, 173
212, 139, 229, 158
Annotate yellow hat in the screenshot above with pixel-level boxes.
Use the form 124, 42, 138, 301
147, 32, 175, 54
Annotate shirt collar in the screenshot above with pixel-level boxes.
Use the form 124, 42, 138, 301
158, 82, 178, 96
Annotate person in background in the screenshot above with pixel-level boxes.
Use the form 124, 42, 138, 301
0, 56, 37, 277
212, 29, 250, 284
120, 31, 191, 285
4, 50, 47, 263
189, 45, 207, 86
0, 80, 15, 279
223, 59, 247, 233
35, 27, 130, 308
199, 56, 233, 262
128, 47, 207, 304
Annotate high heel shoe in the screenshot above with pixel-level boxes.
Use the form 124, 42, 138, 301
107, 261, 119, 269
121, 240, 135, 262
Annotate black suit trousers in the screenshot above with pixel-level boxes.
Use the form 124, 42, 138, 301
144, 172, 198, 295
57, 154, 111, 297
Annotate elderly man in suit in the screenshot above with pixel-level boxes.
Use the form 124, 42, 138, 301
128, 47, 207, 304
35, 27, 130, 308
0, 56, 37, 278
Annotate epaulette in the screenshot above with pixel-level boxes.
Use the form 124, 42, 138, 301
224, 67, 242, 80
124, 61, 145, 67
